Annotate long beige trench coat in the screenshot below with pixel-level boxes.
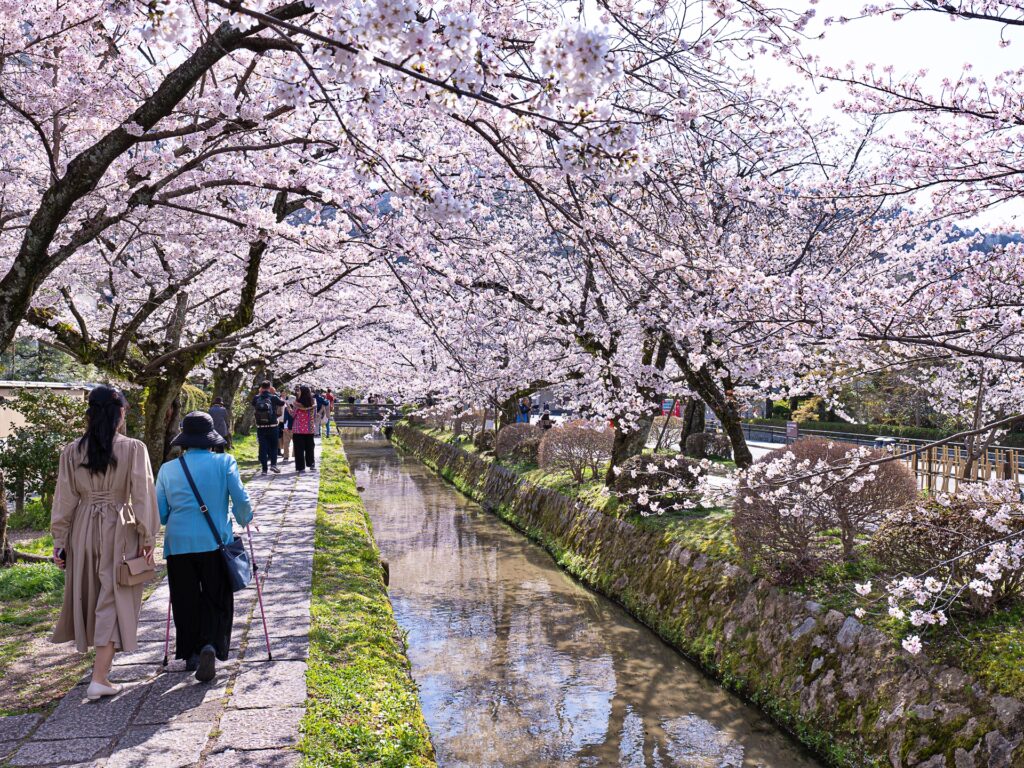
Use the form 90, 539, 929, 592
50, 435, 159, 653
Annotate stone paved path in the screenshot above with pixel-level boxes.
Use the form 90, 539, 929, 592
0, 446, 320, 768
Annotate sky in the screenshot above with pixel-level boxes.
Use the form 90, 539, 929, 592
752, 3, 1024, 226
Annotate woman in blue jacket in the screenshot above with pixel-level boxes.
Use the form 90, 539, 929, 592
157, 412, 253, 682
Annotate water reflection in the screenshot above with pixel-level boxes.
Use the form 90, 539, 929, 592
347, 440, 821, 768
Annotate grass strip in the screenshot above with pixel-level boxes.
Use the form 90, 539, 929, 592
299, 437, 436, 768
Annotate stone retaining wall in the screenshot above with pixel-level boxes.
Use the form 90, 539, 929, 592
393, 425, 1024, 768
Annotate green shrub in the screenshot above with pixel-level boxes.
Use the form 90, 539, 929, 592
0, 563, 63, 601
495, 423, 541, 461
8, 498, 49, 530
0, 389, 86, 519
472, 430, 496, 453
734, 438, 918, 583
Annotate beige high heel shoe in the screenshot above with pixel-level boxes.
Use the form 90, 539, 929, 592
86, 681, 121, 700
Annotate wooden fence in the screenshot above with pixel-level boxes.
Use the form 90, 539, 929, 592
892, 443, 1023, 492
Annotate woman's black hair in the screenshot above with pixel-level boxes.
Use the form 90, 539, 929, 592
297, 385, 314, 408
78, 385, 127, 475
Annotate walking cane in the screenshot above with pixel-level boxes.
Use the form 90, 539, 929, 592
246, 523, 273, 660
162, 598, 172, 668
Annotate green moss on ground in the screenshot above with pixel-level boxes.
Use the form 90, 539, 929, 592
635, 507, 738, 560
229, 433, 259, 480
0, 556, 79, 716
299, 437, 436, 768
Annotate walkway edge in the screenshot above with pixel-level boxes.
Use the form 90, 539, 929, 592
299, 437, 436, 768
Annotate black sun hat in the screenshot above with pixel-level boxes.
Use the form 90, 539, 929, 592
170, 411, 227, 449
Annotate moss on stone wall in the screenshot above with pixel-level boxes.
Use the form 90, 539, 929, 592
393, 425, 1024, 768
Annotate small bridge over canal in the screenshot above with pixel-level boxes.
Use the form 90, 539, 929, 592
333, 403, 401, 428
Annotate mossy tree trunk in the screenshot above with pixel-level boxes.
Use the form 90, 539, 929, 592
140, 372, 187, 470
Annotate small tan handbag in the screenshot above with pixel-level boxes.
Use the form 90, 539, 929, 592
118, 554, 156, 587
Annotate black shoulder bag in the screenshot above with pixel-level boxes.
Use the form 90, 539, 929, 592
178, 456, 252, 592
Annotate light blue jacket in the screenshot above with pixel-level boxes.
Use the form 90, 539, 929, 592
156, 449, 253, 557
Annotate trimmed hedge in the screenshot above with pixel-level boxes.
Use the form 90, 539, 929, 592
745, 418, 952, 442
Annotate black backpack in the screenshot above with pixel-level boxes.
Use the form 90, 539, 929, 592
254, 394, 276, 427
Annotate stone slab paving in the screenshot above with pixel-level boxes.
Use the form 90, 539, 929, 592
1, 443, 321, 767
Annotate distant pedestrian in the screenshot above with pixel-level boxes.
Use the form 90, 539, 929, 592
289, 386, 317, 473
276, 388, 290, 457
251, 381, 284, 475
209, 397, 231, 450
539, 410, 554, 431
157, 412, 253, 682
50, 385, 159, 701
517, 397, 531, 423
324, 388, 336, 437
347, 394, 356, 406
314, 389, 329, 437
281, 393, 295, 461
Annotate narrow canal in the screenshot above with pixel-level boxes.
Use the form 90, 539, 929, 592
346, 439, 823, 768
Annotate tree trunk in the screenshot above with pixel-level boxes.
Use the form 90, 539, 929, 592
234, 366, 266, 436
212, 363, 246, 435
14, 474, 25, 516
605, 412, 656, 485
718, 405, 753, 468
0, 469, 14, 566
498, 395, 520, 429
141, 374, 186, 470
679, 397, 705, 450
673, 359, 753, 468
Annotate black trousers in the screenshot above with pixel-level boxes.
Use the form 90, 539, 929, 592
167, 550, 234, 662
256, 427, 279, 470
292, 433, 315, 471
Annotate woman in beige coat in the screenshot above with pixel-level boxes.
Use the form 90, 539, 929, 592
50, 385, 159, 700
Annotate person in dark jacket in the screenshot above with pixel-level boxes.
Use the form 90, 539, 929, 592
251, 381, 284, 475
208, 397, 231, 450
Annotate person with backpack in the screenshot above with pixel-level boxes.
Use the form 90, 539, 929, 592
288, 386, 317, 473
251, 381, 284, 475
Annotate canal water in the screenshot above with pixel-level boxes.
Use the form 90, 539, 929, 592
346, 439, 823, 768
